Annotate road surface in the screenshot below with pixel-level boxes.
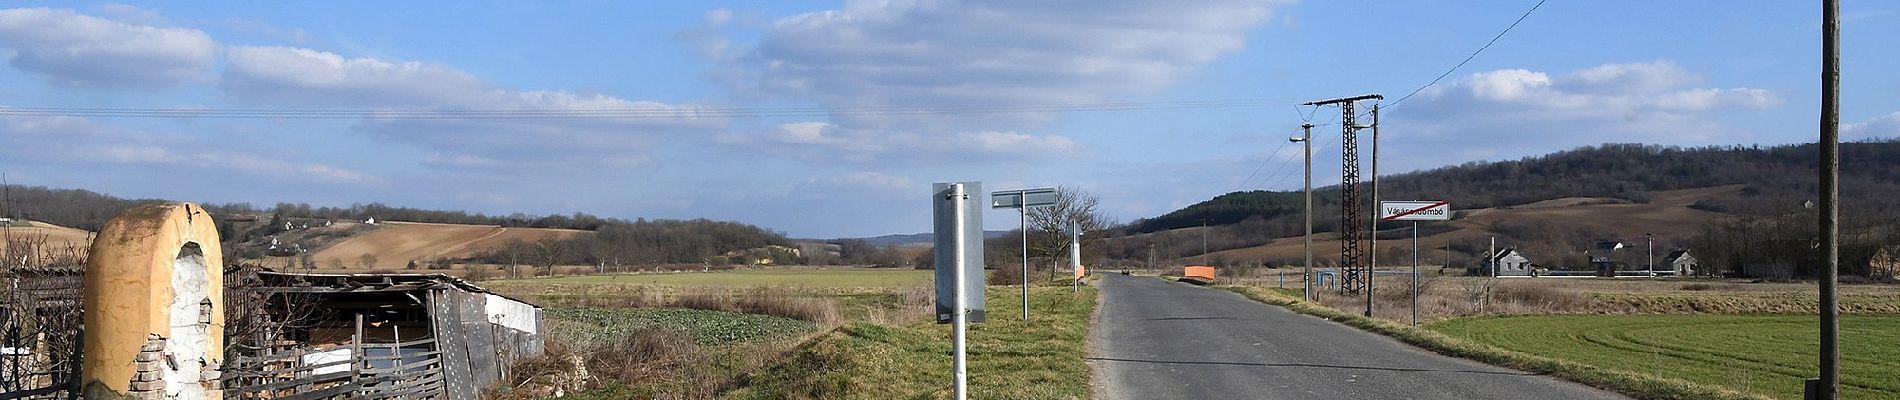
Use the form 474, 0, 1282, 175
1088, 274, 1625, 399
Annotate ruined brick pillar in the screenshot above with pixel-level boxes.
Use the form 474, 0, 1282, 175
81, 203, 224, 400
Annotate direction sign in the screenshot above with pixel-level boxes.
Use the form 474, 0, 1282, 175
1380, 200, 1451, 221
991, 188, 1057, 209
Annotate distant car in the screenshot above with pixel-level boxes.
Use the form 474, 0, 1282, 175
1121, 270, 1130, 275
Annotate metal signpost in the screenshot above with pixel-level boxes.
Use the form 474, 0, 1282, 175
1382, 200, 1450, 327
993, 187, 1057, 321
934, 182, 985, 400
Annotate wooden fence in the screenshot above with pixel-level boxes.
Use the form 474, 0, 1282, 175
223, 315, 447, 400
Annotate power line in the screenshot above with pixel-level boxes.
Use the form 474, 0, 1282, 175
1231, 0, 1546, 194
0, 98, 1312, 120
1386, 0, 1549, 108
1232, 138, 1292, 193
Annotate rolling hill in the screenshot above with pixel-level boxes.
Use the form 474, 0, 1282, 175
1113, 141, 1900, 274
281, 221, 590, 270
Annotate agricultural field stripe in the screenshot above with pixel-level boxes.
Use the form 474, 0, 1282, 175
1218, 286, 1771, 400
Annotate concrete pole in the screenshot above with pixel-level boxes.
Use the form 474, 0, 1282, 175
1490, 236, 1497, 277
1412, 222, 1420, 327
1367, 104, 1380, 318
1817, 0, 1841, 397
949, 184, 969, 400
1647, 233, 1655, 276
1301, 124, 1314, 301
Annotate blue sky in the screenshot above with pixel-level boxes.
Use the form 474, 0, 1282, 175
0, 1, 1894, 238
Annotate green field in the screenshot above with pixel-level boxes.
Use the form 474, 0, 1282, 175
550, 307, 817, 346
489, 268, 933, 288
1431, 314, 1900, 399
727, 286, 1098, 399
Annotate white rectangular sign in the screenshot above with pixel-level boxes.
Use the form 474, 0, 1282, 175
991, 188, 1057, 209
1380, 200, 1451, 221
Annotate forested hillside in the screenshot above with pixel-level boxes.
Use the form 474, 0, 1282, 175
1117, 141, 1900, 278
1134, 141, 1900, 234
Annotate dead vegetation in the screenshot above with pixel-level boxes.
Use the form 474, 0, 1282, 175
1274, 274, 1900, 323
486, 282, 935, 399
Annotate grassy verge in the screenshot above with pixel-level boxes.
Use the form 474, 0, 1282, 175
726, 286, 1098, 400
1221, 286, 1770, 400
1434, 314, 1900, 399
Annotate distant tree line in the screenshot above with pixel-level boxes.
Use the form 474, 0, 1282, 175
462, 218, 796, 273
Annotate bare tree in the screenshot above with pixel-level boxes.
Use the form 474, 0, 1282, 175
1026, 186, 1114, 280
357, 253, 379, 270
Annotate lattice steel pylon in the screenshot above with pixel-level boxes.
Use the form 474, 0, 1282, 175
1303, 94, 1382, 294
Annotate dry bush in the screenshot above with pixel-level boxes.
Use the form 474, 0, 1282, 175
865, 285, 934, 325
734, 288, 843, 326
1482, 283, 1590, 315
987, 265, 1023, 286
587, 329, 700, 379
490, 338, 590, 399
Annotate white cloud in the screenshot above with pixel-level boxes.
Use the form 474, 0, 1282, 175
719, 121, 1079, 164
710, 0, 1279, 163
1388, 61, 1783, 163
1845, 112, 1900, 139
743, 0, 1277, 111
0, 7, 216, 88
224, 46, 488, 107
222, 46, 722, 170
1560, 60, 1698, 94
0, 110, 375, 184
791, 171, 918, 200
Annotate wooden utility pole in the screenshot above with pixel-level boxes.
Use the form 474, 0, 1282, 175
1815, 0, 1841, 398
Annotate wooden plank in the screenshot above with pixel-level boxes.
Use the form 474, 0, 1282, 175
429, 289, 477, 400
456, 290, 499, 389
223, 371, 353, 394
275, 382, 360, 400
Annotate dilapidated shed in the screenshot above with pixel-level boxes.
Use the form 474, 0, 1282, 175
223, 268, 542, 400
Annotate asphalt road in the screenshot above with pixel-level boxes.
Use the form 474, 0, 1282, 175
1088, 274, 1625, 400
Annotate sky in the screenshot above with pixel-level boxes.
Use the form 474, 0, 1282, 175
0, 1, 1895, 238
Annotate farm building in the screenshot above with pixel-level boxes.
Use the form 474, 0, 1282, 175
1666, 250, 1699, 276
221, 268, 543, 399
1590, 256, 1624, 277
1481, 248, 1534, 276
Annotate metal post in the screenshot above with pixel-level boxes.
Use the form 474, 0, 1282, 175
1412, 222, 1420, 327
1817, 0, 1841, 397
1071, 224, 1081, 293
950, 184, 970, 400
1020, 206, 1030, 321
1299, 123, 1313, 301
1367, 103, 1380, 318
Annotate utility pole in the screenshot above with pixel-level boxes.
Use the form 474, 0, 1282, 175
1293, 124, 1314, 301
1646, 233, 1655, 276
1303, 94, 1382, 296
1367, 103, 1381, 317
1815, 0, 1841, 397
